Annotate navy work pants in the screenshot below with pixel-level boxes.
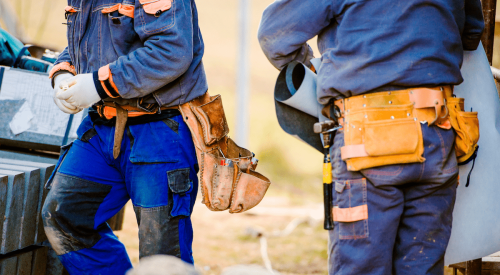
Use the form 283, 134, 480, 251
42, 115, 198, 275
328, 124, 458, 275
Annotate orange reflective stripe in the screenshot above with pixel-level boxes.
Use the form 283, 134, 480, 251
48, 62, 76, 79
102, 4, 134, 18
140, 0, 172, 15
65, 6, 78, 12
333, 205, 368, 222
98, 65, 120, 97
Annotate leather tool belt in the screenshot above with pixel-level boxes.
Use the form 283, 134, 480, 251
322, 86, 479, 171
179, 92, 271, 213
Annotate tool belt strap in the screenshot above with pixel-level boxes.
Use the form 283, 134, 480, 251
96, 102, 177, 120
96, 102, 177, 159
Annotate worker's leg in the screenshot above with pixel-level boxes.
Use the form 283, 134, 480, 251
42, 117, 132, 275
392, 126, 458, 275
125, 116, 198, 264
328, 131, 408, 275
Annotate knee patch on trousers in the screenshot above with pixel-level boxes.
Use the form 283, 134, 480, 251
42, 173, 112, 255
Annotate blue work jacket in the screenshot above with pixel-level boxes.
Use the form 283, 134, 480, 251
258, 0, 485, 104
56, 0, 207, 107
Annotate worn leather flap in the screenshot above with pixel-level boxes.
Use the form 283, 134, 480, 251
191, 95, 229, 146
447, 97, 480, 162
364, 118, 419, 157
229, 170, 271, 214
211, 160, 238, 211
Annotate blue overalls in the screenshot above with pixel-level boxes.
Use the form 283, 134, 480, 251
42, 0, 206, 274
258, 0, 484, 274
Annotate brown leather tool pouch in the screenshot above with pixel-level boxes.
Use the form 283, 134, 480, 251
342, 104, 425, 171
180, 93, 271, 213
447, 97, 480, 163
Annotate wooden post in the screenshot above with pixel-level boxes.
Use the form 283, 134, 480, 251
465, 259, 482, 275
481, 0, 497, 64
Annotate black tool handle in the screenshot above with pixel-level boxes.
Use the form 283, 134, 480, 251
323, 183, 334, 230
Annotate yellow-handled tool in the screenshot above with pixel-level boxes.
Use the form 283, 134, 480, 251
314, 120, 341, 230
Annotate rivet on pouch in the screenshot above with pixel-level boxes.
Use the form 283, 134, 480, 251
407, 113, 410, 116
414, 118, 418, 121
364, 115, 368, 118
359, 128, 362, 131
363, 95, 366, 98
363, 104, 366, 107
391, 116, 394, 119
352, 125, 355, 128
388, 92, 391, 95
389, 101, 392, 104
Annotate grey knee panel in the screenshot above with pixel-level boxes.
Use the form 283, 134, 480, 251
42, 173, 112, 255
134, 205, 181, 259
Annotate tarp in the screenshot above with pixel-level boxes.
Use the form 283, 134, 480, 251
445, 43, 500, 265
0, 28, 23, 66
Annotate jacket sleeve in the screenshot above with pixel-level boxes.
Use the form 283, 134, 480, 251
257, 0, 334, 70
54, 47, 72, 65
98, 0, 194, 99
462, 0, 485, 51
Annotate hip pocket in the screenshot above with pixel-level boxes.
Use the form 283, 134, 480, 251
333, 178, 369, 240
167, 168, 193, 217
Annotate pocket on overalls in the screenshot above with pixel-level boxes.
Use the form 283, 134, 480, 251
45, 142, 73, 189
333, 178, 369, 240
167, 168, 193, 217
447, 98, 480, 163
342, 104, 425, 171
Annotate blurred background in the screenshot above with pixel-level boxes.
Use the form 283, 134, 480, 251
0, 0, 327, 274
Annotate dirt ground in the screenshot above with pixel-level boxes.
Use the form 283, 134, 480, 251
115, 197, 329, 275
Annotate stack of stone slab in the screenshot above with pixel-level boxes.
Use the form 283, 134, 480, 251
0, 157, 68, 275
0, 153, 127, 274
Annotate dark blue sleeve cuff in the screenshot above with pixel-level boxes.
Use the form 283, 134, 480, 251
93, 71, 109, 100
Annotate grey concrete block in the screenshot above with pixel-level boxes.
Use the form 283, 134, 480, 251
16, 250, 33, 275
31, 246, 48, 275
0, 164, 41, 249
0, 158, 56, 244
0, 255, 17, 275
0, 175, 8, 250
0, 170, 25, 254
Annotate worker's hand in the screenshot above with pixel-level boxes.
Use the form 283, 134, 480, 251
56, 73, 101, 109
52, 73, 83, 114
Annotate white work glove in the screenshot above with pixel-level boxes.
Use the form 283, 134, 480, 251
53, 73, 83, 114
56, 73, 102, 109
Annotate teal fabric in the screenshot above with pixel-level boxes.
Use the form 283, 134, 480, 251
0, 28, 24, 66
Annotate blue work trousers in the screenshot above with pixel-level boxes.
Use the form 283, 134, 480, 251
42, 115, 198, 275
329, 124, 458, 275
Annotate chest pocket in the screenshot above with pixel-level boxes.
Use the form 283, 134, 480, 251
138, 0, 175, 34
102, 3, 140, 57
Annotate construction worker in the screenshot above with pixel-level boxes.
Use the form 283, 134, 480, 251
42, 0, 206, 273
258, 1, 484, 274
